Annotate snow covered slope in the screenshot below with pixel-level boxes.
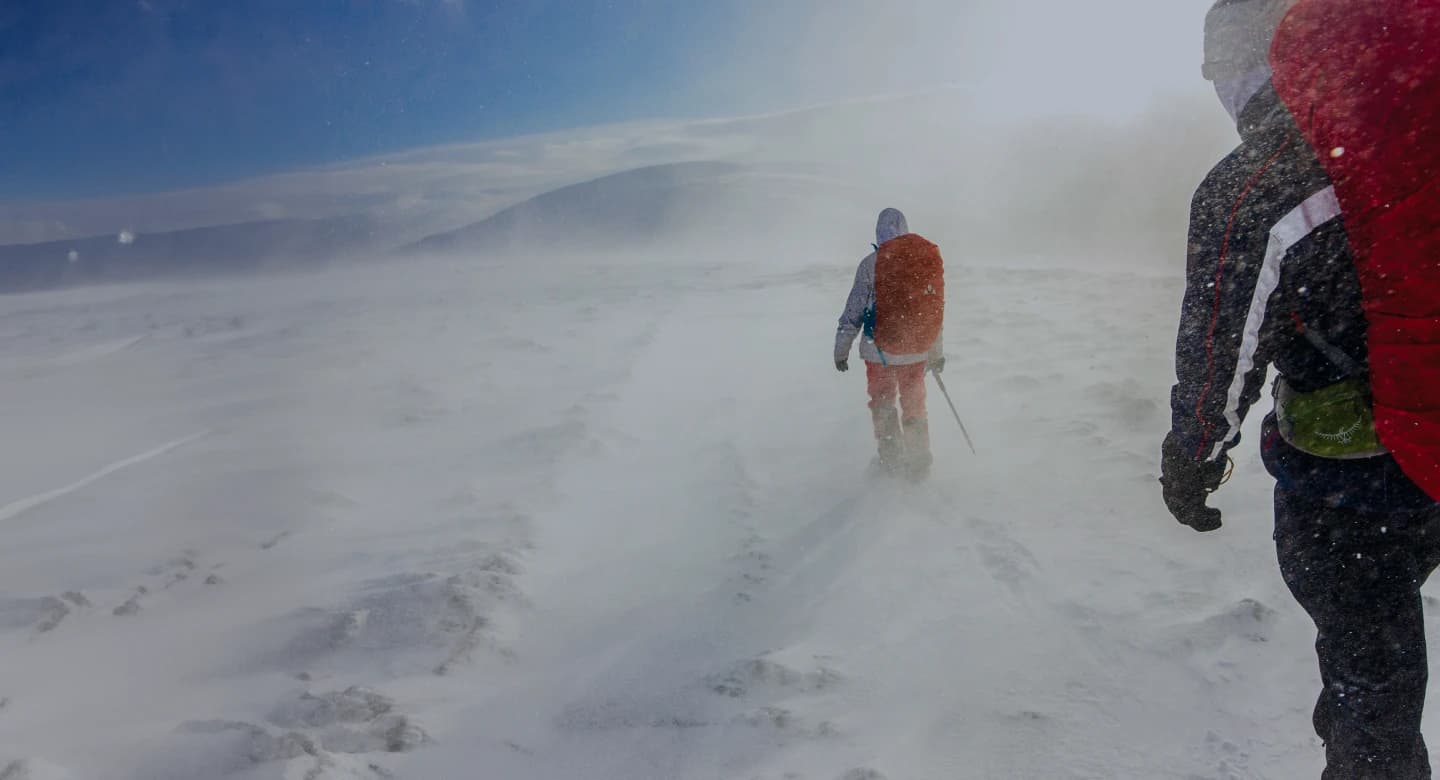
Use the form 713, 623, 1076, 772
402, 162, 748, 254
5, 227, 1433, 778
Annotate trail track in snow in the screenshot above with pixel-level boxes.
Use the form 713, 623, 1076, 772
0, 432, 208, 524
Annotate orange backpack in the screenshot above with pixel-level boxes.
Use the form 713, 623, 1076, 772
872, 233, 944, 356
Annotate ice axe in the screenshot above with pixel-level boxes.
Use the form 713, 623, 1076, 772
930, 371, 977, 455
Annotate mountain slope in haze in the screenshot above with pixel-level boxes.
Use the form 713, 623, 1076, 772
402, 162, 749, 255
0, 159, 869, 295
0, 215, 381, 294
0, 88, 1235, 297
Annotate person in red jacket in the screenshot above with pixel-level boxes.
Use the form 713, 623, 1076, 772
1165, 1, 1440, 776
835, 208, 945, 480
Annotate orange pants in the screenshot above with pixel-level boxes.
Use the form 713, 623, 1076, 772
865, 362, 931, 474
866, 361, 928, 422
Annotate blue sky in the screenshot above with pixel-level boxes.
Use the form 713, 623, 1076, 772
0, 0, 743, 199
0, 0, 1211, 203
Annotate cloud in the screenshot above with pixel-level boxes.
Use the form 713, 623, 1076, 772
700, 0, 1213, 120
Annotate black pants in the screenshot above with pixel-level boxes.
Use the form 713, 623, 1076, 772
1275, 485, 1440, 778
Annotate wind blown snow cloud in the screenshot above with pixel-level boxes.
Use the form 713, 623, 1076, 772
704, 0, 1215, 120
0, 89, 1234, 275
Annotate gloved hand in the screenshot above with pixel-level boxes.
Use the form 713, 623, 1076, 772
928, 355, 946, 374
1159, 431, 1226, 532
835, 359, 849, 373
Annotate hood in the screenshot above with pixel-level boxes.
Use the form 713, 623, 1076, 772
1215, 67, 1273, 125
875, 208, 909, 245
1203, 0, 1293, 124
1203, 0, 1292, 80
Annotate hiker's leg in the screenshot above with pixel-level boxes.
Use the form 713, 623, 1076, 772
896, 363, 931, 478
1274, 486, 1433, 779
866, 363, 902, 468
896, 362, 928, 424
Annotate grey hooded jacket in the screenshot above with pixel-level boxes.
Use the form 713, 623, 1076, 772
834, 208, 944, 366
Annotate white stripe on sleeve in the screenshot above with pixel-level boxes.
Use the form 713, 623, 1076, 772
1209, 186, 1343, 461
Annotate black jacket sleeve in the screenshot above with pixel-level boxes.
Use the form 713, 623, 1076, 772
1170, 157, 1356, 465
1169, 157, 1281, 465
1168, 86, 1364, 469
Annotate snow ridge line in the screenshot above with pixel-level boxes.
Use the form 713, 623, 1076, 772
0, 431, 210, 524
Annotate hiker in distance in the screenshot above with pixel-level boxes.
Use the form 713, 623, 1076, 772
1161, 0, 1440, 776
834, 208, 945, 481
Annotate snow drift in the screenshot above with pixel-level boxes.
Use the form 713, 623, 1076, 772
0, 87, 1384, 779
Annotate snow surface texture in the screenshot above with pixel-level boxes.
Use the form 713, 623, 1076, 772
2, 241, 1416, 777
3, 215, 1434, 776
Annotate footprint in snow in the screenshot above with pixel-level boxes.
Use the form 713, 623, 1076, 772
706, 656, 842, 699
267, 686, 428, 752
146, 552, 199, 585
114, 552, 204, 617
277, 550, 529, 678
965, 515, 1040, 596
1189, 729, 1254, 780
731, 533, 773, 604
140, 687, 422, 780
1161, 599, 1278, 660
112, 589, 146, 617
0, 592, 91, 634
734, 706, 840, 739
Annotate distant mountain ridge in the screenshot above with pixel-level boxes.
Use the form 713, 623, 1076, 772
402, 161, 745, 255
0, 215, 379, 294
0, 162, 759, 293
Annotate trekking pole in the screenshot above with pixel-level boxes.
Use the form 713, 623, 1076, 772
931, 372, 977, 455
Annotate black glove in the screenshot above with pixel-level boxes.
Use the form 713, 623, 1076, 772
928, 356, 945, 374
836, 359, 849, 373
1159, 431, 1226, 532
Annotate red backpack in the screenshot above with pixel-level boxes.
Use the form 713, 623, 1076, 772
1271, 0, 1440, 500
872, 233, 945, 356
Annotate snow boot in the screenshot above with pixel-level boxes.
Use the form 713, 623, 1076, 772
902, 417, 932, 482
871, 406, 903, 475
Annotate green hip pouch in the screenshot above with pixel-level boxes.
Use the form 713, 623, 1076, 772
1275, 376, 1388, 459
